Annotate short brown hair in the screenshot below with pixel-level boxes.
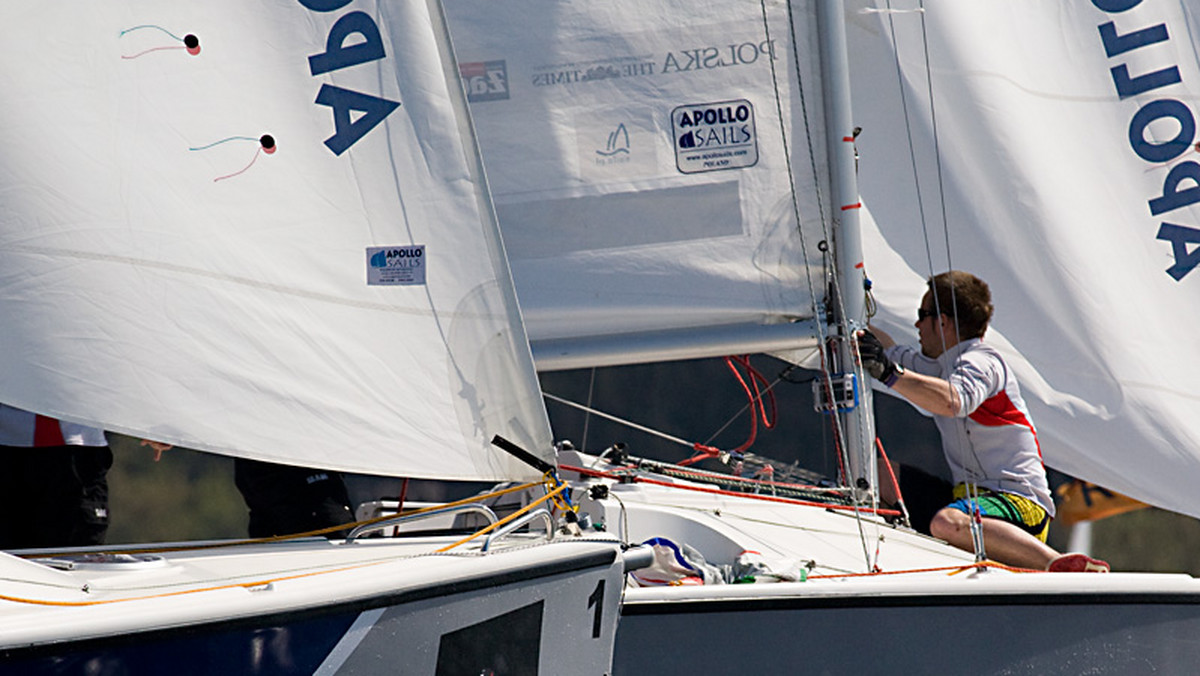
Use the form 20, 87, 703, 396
928, 271, 993, 340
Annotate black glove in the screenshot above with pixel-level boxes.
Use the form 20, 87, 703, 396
857, 330, 900, 386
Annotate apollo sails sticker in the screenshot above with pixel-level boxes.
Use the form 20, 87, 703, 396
367, 245, 425, 286
671, 99, 757, 174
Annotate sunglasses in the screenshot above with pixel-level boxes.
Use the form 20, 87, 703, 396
917, 308, 940, 321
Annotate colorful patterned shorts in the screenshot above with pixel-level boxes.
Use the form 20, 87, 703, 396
948, 484, 1050, 543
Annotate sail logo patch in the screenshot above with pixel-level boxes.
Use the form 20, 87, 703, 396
671, 100, 758, 174
367, 245, 425, 286
461, 61, 510, 102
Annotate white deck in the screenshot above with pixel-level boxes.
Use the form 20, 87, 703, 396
0, 534, 622, 652
561, 451, 1200, 601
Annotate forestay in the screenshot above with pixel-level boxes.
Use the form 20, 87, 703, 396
848, 1, 1200, 518
444, 0, 832, 367
0, 1, 552, 481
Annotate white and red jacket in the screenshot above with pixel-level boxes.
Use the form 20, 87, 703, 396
0, 404, 106, 447
886, 338, 1054, 517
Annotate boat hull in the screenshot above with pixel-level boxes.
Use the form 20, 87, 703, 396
0, 538, 624, 675
561, 453, 1200, 675
616, 584, 1200, 675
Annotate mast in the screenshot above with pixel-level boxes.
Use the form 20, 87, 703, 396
816, 0, 876, 499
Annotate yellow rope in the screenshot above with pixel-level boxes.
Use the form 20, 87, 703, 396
26, 480, 544, 558
435, 482, 567, 552
3, 481, 569, 608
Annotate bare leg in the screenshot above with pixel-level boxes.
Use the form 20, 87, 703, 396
929, 507, 1058, 570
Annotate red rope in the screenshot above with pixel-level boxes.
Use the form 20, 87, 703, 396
875, 437, 908, 525
397, 478, 410, 513
678, 442, 722, 467
724, 355, 777, 453
677, 355, 778, 466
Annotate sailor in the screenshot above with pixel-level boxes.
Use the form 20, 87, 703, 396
234, 458, 355, 539
0, 404, 112, 549
857, 271, 1109, 573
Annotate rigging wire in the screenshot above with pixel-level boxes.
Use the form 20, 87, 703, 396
760, 0, 880, 571
544, 391, 696, 451
580, 367, 598, 454
758, 0, 850, 486
889, 0, 988, 563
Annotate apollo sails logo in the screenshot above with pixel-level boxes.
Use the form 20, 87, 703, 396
671, 100, 758, 174
367, 245, 425, 286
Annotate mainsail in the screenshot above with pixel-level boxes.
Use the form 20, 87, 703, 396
443, 0, 833, 369
848, 1, 1200, 518
0, 1, 551, 481
447, 0, 1200, 522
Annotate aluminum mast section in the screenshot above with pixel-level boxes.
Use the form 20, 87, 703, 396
817, 0, 876, 500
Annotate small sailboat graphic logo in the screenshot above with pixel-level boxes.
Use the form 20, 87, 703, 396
596, 124, 630, 157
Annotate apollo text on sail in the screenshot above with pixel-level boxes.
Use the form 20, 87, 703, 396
1093, 0, 1200, 280
300, 0, 401, 155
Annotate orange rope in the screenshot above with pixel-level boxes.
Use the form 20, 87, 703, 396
808, 560, 1042, 579
0, 559, 394, 608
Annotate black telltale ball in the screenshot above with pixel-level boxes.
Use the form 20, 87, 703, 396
183, 34, 199, 49
260, 135, 276, 150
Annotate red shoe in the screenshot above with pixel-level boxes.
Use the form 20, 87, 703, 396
1047, 552, 1110, 573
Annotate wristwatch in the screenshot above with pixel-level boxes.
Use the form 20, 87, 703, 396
884, 364, 904, 388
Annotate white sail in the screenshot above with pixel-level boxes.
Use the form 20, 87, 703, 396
848, 1, 1200, 518
0, 1, 551, 481
443, 0, 832, 369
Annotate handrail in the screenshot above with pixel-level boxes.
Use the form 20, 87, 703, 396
481, 508, 554, 551
344, 504, 499, 544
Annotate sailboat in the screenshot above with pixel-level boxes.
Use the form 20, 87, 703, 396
0, 2, 640, 673
441, 0, 1200, 672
